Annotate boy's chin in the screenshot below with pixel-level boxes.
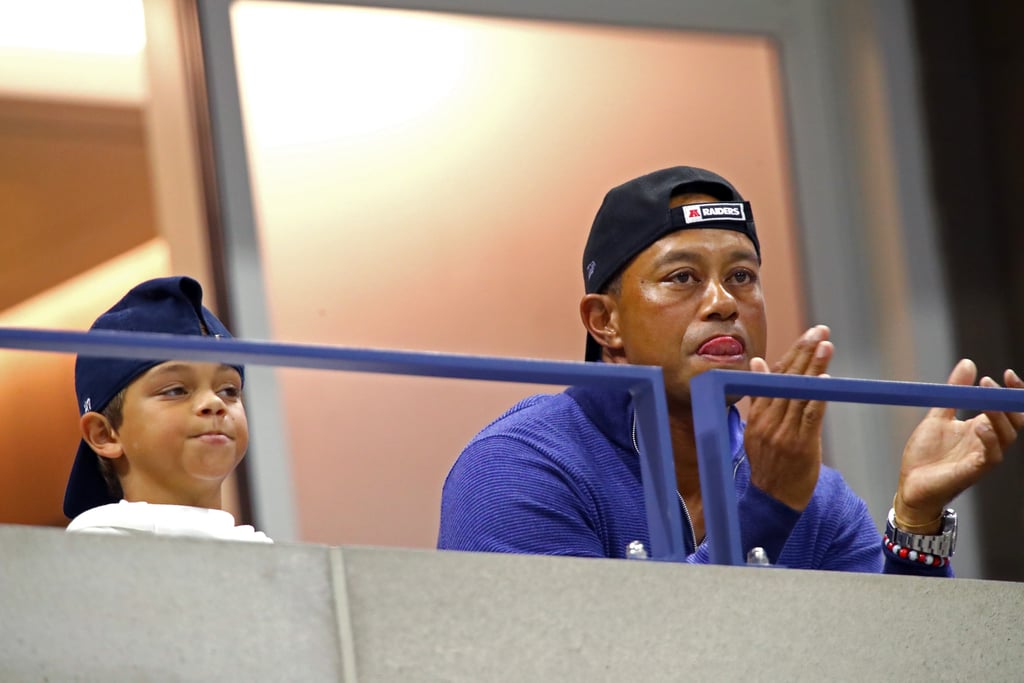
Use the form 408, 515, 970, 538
186, 456, 244, 481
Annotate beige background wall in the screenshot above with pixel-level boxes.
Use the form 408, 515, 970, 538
0, 1, 808, 550
231, 2, 807, 547
0, 0, 231, 525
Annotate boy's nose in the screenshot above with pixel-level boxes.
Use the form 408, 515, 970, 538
196, 391, 227, 415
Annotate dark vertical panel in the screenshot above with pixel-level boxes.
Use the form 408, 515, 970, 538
912, 0, 1024, 580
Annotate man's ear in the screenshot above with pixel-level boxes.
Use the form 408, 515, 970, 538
580, 293, 625, 361
80, 413, 124, 460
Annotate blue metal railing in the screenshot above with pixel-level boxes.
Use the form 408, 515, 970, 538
691, 370, 1024, 566
5, 328, 1022, 566
0, 328, 688, 559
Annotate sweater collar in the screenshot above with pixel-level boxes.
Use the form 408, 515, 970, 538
565, 385, 745, 461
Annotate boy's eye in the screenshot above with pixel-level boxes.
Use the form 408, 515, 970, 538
161, 386, 187, 397
218, 386, 242, 399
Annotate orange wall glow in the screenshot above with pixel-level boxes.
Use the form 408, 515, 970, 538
0, 240, 170, 525
233, 3, 805, 548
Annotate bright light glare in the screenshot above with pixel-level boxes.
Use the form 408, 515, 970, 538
233, 2, 472, 145
0, 0, 146, 55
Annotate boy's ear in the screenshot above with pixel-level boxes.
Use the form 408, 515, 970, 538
580, 293, 625, 362
80, 413, 124, 460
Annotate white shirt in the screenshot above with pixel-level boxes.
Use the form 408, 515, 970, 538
67, 500, 272, 543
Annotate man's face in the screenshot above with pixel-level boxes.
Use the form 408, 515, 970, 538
607, 194, 767, 407
112, 361, 248, 502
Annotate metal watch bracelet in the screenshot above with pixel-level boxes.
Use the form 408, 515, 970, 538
885, 507, 958, 558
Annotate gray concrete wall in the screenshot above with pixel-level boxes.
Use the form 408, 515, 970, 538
3, 524, 1023, 682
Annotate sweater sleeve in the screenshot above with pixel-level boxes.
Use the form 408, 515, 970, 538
736, 484, 802, 563
837, 490, 954, 577
813, 484, 953, 577
438, 435, 607, 557
813, 490, 885, 572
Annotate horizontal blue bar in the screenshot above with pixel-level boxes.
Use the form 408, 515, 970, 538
0, 327, 686, 561
0, 328, 662, 387
691, 369, 1024, 567
710, 369, 1024, 412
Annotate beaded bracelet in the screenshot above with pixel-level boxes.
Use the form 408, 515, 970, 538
882, 532, 949, 568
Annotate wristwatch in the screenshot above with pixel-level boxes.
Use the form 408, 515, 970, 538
886, 507, 958, 558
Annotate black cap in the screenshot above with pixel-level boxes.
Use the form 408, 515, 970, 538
581, 166, 760, 361
64, 276, 242, 519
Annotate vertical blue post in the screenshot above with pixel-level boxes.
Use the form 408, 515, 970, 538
630, 379, 686, 561
690, 372, 744, 566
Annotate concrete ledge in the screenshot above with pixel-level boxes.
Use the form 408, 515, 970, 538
3, 525, 1023, 682
0, 526, 342, 682
340, 546, 1024, 681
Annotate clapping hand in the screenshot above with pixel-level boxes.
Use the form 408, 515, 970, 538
895, 359, 1024, 532
744, 325, 834, 511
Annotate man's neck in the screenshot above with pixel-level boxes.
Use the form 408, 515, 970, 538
668, 402, 701, 496
667, 399, 710, 546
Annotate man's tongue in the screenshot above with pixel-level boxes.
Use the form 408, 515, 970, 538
698, 336, 743, 356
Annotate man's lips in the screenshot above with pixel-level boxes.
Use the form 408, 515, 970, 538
696, 336, 745, 357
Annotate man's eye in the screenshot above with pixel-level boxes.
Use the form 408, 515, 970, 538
732, 269, 757, 284
670, 271, 695, 284
161, 386, 187, 397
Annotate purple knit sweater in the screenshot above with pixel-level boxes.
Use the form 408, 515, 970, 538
438, 386, 951, 576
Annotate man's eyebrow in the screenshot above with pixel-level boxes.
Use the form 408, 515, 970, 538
654, 248, 759, 266
725, 248, 759, 264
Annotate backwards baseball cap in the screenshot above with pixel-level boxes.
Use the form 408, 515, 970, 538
64, 276, 243, 519
581, 166, 760, 361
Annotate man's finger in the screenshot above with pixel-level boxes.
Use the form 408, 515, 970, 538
805, 340, 834, 377
980, 376, 1021, 449
750, 357, 770, 373
928, 358, 977, 421
1002, 369, 1024, 431
748, 356, 784, 417
972, 418, 1004, 470
777, 325, 829, 376
781, 339, 834, 432
771, 325, 827, 374
768, 328, 808, 373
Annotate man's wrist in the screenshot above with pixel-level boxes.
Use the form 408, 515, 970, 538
884, 506, 958, 566
892, 492, 943, 534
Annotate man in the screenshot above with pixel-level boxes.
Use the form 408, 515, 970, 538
438, 166, 1023, 574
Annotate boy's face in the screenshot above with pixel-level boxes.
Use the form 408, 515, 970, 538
111, 361, 248, 504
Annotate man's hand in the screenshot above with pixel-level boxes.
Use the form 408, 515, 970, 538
744, 325, 834, 511
895, 359, 1024, 532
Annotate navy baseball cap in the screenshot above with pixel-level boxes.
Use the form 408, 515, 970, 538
581, 166, 760, 361
64, 276, 243, 519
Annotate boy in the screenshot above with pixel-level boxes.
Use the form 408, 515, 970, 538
63, 276, 270, 542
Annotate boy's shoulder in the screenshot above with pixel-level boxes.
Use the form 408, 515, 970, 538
67, 501, 272, 543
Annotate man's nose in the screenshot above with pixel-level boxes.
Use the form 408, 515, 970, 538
700, 279, 738, 320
